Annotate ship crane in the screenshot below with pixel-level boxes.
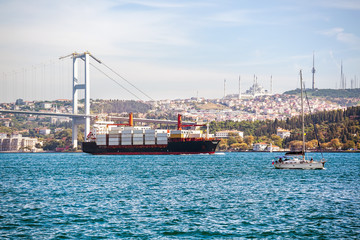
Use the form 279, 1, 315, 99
177, 114, 210, 139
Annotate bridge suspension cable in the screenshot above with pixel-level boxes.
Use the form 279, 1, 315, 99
100, 62, 154, 101
89, 62, 142, 101
60, 52, 154, 101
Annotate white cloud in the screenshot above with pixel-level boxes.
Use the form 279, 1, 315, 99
321, 28, 360, 47
318, 0, 360, 10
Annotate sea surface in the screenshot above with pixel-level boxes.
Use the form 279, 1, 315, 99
0, 152, 359, 239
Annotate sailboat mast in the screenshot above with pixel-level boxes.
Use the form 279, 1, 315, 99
300, 70, 305, 160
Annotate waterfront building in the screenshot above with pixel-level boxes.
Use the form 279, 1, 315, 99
253, 142, 268, 151
0, 134, 38, 152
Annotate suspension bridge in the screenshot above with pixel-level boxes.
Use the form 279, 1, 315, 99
0, 52, 194, 148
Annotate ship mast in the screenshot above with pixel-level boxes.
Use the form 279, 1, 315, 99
300, 70, 305, 160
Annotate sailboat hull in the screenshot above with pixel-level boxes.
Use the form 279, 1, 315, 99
274, 161, 325, 170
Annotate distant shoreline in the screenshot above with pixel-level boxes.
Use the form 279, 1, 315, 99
1, 150, 359, 154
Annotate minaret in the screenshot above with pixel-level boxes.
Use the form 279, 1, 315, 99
340, 61, 344, 89
270, 75, 273, 95
312, 51, 316, 90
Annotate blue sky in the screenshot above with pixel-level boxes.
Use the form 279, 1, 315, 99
0, 0, 359, 101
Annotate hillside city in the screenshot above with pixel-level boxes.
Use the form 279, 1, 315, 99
1, 85, 360, 152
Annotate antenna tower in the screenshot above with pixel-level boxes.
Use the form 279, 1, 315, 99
312, 52, 316, 89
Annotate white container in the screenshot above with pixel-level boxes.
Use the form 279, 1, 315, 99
121, 135, 132, 139
157, 141, 168, 145
122, 130, 133, 134
145, 129, 155, 134
133, 133, 144, 137
156, 137, 168, 141
156, 134, 168, 138
133, 129, 144, 134
121, 142, 132, 145
145, 141, 156, 145
109, 134, 120, 137
109, 136, 121, 139
156, 133, 168, 137
170, 130, 181, 134
155, 130, 168, 134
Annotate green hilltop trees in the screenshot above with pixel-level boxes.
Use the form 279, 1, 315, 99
210, 106, 360, 151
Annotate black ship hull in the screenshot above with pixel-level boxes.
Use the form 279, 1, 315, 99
82, 140, 220, 155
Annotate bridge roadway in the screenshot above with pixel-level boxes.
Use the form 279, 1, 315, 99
0, 110, 196, 125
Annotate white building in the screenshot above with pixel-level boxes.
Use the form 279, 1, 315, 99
215, 130, 244, 138
277, 128, 291, 139
41, 103, 52, 109
253, 142, 268, 151
39, 128, 51, 135
0, 135, 38, 152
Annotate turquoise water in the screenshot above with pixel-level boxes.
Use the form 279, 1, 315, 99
0, 152, 359, 239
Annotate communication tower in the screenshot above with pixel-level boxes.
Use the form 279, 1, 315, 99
312, 52, 316, 89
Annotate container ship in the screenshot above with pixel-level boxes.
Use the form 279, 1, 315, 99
82, 114, 220, 155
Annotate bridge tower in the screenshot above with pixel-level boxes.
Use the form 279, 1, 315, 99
60, 51, 101, 149
71, 52, 91, 148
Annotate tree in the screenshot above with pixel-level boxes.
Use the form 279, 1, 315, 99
244, 135, 254, 146
238, 142, 248, 150
43, 139, 62, 151
289, 140, 303, 151
230, 143, 242, 150
306, 139, 318, 150
270, 134, 283, 148
218, 139, 228, 151
330, 138, 342, 150
342, 140, 355, 150
55, 129, 72, 139
228, 136, 237, 146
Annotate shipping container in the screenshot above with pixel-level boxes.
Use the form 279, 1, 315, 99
170, 134, 184, 138
122, 130, 133, 134
133, 133, 144, 138
145, 136, 155, 139
156, 133, 168, 137
121, 135, 132, 139
133, 129, 144, 134
156, 137, 168, 141
155, 129, 168, 134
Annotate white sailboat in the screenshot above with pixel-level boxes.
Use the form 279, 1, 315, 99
273, 70, 326, 170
